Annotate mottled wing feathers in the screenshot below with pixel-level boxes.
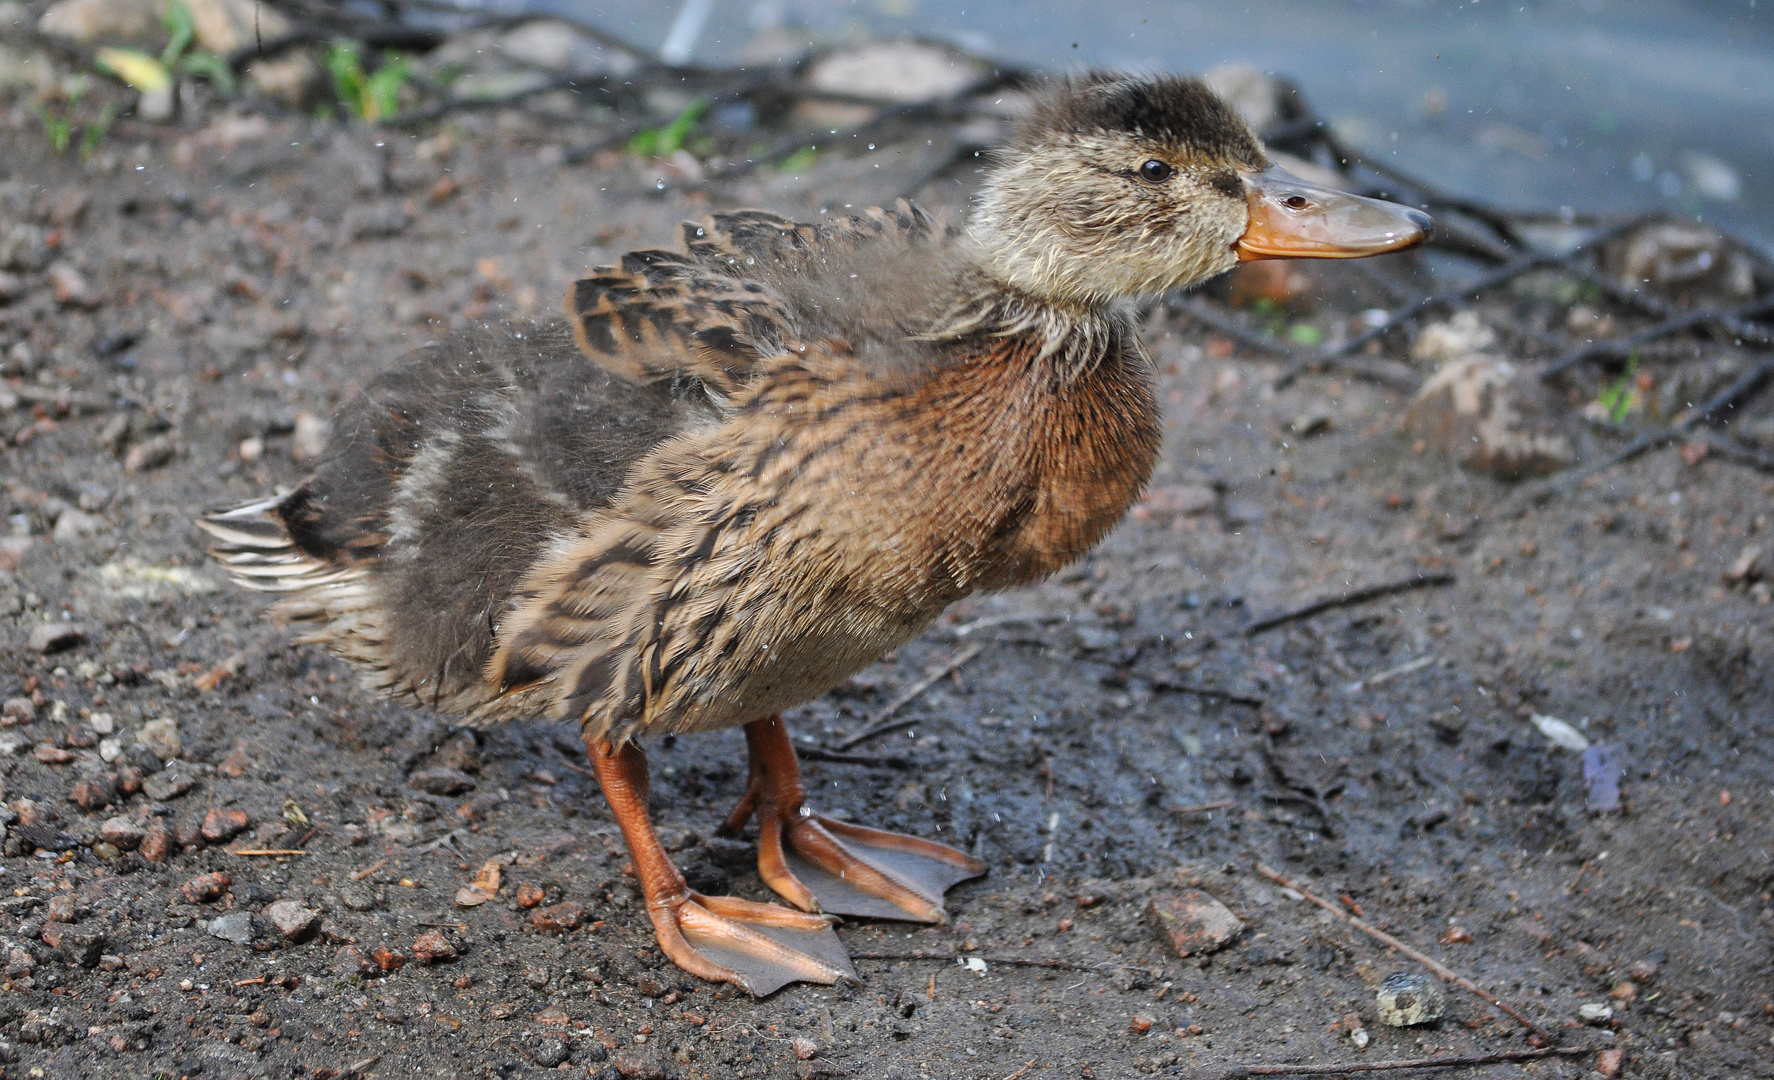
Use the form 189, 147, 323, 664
565, 248, 795, 398
565, 201, 954, 394
681, 201, 950, 272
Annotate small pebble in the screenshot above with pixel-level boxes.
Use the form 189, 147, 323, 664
1578, 1003, 1613, 1024
200, 807, 251, 843
791, 1036, 819, 1060
1375, 972, 1446, 1026
136, 718, 181, 761
265, 900, 320, 942
1147, 889, 1244, 957
27, 622, 86, 655
533, 1038, 569, 1067
530, 902, 585, 934
207, 912, 255, 946
412, 928, 457, 963
179, 871, 232, 903
98, 816, 144, 851
138, 824, 171, 863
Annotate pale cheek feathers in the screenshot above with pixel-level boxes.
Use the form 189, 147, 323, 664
975, 156, 1246, 302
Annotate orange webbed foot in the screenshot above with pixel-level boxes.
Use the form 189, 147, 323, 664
725, 717, 987, 923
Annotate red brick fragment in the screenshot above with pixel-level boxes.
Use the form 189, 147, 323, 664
138, 824, 171, 863
412, 929, 456, 964
529, 902, 585, 934
1147, 889, 1244, 957
178, 872, 231, 903
201, 807, 250, 843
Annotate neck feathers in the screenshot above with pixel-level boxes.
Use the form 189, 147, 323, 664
915, 265, 1139, 382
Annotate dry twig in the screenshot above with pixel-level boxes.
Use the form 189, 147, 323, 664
1153, 680, 1264, 707
836, 644, 983, 749
1169, 800, 1238, 815
1541, 295, 1774, 381
1239, 573, 1455, 636
1255, 863, 1555, 1042
794, 745, 915, 768
1206, 1046, 1587, 1078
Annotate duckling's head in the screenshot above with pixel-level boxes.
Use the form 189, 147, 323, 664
970, 74, 1430, 306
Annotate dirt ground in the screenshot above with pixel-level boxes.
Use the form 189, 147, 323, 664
0, 61, 1771, 1080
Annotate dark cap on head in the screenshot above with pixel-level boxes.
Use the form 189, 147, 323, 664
1016, 73, 1267, 164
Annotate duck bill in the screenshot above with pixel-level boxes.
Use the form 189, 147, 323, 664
1236, 166, 1432, 261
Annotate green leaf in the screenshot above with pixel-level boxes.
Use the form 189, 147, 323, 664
363, 52, 410, 121
38, 108, 71, 153
627, 97, 708, 159
180, 51, 236, 96
777, 145, 819, 173
1287, 323, 1324, 347
81, 102, 116, 158
1598, 354, 1640, 424
161, 0, 195, 67
325, 40, 368, 118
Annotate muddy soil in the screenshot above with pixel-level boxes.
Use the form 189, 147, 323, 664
0, 89, 1770, 1080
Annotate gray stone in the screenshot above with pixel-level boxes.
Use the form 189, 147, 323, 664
136, 717, 180, 760
264, 900, 320, 942
0, 224, 48, 273
27, 621, 86, 654
533, 1037, 569, 1067
141, 765, 198, 801
37, 0, 161, 45
50, 508, 104, 542
802, 40, 986, 104
206, 912, 255, 946
1375, 972, 1446, 1026
98, 816, 144, 851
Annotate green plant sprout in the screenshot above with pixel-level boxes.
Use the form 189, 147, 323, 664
776, 145, 819, 173
325, 40, 411, 121
1287, 323, 1324, 347
92, 0, 234, 113
160, 0, 195, 67
35, 76, 112, 158
161, 0, 236, 94
1598, 354, 1640, 423
628, 97, 709, 158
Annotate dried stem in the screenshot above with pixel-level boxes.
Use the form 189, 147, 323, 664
1239, 572, 1455, 636
1207, 1046, 1587, 1078
835, 644, 983, 749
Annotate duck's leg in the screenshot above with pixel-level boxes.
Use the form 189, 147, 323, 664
722, 716, 986, 922
586, 737, 857, 997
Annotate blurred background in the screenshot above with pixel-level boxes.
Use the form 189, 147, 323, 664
459, 0, 1772, 249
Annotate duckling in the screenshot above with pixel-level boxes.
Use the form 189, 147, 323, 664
199, 73, 1428, 996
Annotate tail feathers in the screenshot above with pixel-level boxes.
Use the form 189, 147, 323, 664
197, 495, 346, 595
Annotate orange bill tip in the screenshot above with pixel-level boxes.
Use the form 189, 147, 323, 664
1235, 166, 1432, 262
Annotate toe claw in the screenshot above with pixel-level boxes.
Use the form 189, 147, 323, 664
663, 894, 857, 998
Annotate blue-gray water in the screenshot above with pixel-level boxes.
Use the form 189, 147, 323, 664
474, 0, 1773, 250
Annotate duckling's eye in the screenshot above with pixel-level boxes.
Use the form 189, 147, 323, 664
1139, 159, 1174, 183
1282, 194, 1311, 210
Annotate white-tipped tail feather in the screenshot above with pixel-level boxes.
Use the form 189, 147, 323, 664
196, 495, 388, 673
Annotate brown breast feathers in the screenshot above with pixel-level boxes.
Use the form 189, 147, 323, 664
489, 261, 1159, 743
